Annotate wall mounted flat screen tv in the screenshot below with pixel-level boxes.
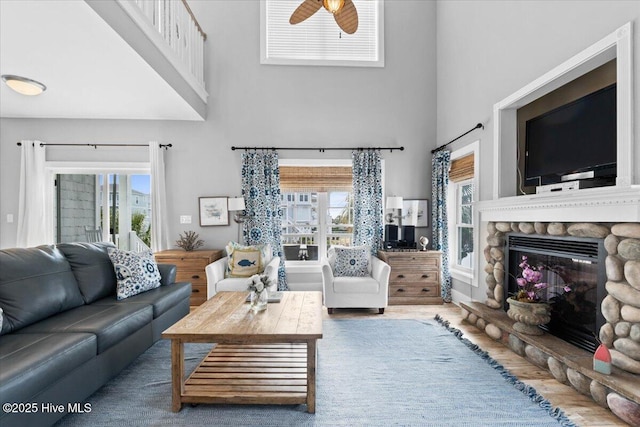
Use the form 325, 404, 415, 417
525, 84, 616, 185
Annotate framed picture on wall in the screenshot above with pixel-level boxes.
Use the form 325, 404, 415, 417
199, 197, 229, 226
402, 199, 429, 228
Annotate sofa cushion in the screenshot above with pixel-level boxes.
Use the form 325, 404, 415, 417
224, 241, 271, 277
0, 245, 85, 335
19, 304, 153, 354
0, 332, 97, 405
332, 276, 380, 294
57, 242, 117, 303
157, 264, 177, 287
93, 282, 192, 318
108, 248, 161, 300
333, 246, 370, 277
229, 248, 262, 277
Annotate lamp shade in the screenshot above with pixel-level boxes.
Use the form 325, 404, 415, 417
228, 197, 246, 211
386, 196, 403, 210
323, 0, 344, 14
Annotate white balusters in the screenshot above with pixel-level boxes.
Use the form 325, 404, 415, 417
128, 0, 206, 90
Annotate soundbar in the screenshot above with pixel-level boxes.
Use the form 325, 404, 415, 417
536, 177, 616, 194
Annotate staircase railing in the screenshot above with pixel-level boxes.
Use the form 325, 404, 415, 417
129, 0, 206, 91
129, 231, 152, 253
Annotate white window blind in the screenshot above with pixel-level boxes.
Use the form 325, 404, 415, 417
261, 0, 384, 67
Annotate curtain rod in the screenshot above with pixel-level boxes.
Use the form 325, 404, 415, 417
231, 146, 404, 153
16, 142, 173, 149
431, 123, 484, 154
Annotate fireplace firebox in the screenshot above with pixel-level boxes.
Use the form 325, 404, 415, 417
504, 233, 607, 353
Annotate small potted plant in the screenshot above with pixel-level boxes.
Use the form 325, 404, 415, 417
507, 256, 571, 335
248, 274, 271, 312
175, 231, 204, 252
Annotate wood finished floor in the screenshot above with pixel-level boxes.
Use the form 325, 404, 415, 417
323, 304, 630, 427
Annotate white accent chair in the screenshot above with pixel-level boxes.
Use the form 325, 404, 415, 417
322, 255, 391, 314
205, 254, 280, 299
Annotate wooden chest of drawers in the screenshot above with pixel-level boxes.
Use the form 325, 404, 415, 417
154, 249, 223, 306
378, 250, 443, 305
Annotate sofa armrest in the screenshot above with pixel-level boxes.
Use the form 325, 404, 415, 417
205, 257, 228, 297
321, 260, 334, 292
263, 256, 280, 292
370, 256, 391, 289
157, 264, 177, 286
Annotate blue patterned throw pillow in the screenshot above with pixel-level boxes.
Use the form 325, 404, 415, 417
108, 249, 161, 300
333, 246, 370, 277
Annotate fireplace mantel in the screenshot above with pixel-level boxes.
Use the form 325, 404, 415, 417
477, 185, 640, 223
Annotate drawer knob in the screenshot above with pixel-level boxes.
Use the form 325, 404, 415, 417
192, 275, 200, 279
421, 288, 431, 293
397, 274, 405, 279
397, 288, 405, 292
192, 289, 200, 293
422, 274, 429, 278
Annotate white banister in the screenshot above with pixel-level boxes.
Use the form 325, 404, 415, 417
128, 0, 206, 91
129, 231, 152, 253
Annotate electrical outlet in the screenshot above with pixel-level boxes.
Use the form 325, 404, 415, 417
180, 215, 192, 224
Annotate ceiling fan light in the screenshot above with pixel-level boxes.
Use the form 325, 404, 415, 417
323, 0, 344, 14
2, 74, 46, 96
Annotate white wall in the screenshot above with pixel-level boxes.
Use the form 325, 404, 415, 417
436, 1, 640, 302
0, 0, 437, 249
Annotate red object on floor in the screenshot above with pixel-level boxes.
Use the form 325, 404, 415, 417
593, 343, 612, 375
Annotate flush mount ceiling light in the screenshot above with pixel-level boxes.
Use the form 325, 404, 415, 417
1, 74, 47, 96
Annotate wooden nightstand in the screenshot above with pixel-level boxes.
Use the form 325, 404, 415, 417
378, 250, 443, 305
154, 249, 223, 306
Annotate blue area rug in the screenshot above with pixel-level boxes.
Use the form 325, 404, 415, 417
55, 318, 576, 426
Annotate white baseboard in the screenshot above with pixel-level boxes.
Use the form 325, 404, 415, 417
451, 288, 471, 305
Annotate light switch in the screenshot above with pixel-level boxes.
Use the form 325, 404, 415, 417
7, 214, 13, 223
180, 215, 192, 224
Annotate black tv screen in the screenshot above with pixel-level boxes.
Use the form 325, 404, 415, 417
525, 84, 616, 183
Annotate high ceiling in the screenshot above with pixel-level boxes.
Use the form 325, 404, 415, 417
0, 0, 203, 120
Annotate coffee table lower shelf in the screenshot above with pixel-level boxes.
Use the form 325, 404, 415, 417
181, 343, 310, 408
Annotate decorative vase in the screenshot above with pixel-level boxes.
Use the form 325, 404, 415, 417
506, 297, 550, 336
250, 290, 268, 312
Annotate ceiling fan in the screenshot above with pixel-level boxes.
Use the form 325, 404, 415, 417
289, 0, 359, 35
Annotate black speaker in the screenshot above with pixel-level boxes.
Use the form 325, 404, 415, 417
385, 224, 398, 241
402, 225, 415, 243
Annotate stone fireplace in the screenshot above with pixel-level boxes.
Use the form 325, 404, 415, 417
485, 221, 640, 373
464, 220, 640, 424
503, 232, 607, 353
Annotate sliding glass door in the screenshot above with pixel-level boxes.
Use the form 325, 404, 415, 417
54, 173, 151, 250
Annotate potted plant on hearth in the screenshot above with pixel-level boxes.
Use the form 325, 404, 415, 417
506, 255, 571, 336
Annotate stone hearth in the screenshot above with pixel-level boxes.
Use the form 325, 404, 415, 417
470, 221, 640, 425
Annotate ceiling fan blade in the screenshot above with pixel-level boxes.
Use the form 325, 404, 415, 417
334, 0, 358, 34
290, 0, 323, 25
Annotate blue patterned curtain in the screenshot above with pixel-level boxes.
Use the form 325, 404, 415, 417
432, 150, 452, 302
241, 151, 288, 291
352, 150, 384, 254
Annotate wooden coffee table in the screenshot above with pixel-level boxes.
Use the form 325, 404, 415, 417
162, 291, 323, 413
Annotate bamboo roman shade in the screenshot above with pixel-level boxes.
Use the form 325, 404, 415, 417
279, 166, 352, 192
449, 154, 474, 182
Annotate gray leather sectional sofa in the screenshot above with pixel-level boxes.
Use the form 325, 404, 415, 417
0, 242, 191, 427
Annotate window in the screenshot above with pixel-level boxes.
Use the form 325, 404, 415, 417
260, 0, 384, 67
280, 191, 353, 261
279, 162, 355, 262
455, 180, 474, 268
447, 141, 479, 284
56, 173, 152, 248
